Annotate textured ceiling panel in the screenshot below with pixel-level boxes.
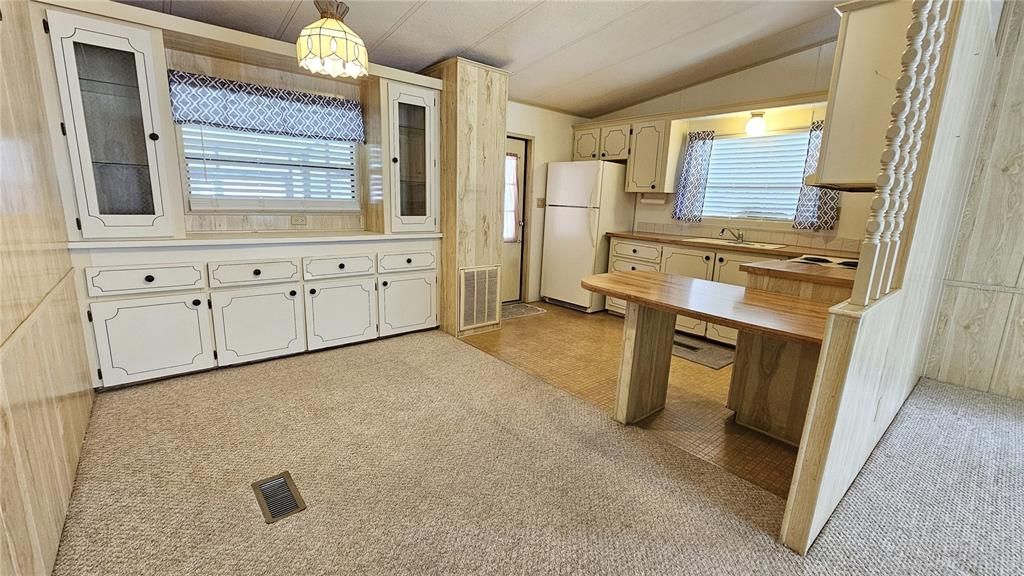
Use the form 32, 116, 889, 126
113, 0, 838, 117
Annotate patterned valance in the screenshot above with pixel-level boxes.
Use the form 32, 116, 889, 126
793, 120, 840, 230
167, 70, 364, 142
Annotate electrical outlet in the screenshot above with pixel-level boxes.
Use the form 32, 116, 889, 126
537, 197, 546, 208
290, 215, 308, 226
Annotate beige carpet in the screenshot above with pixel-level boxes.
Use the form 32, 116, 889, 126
54, 332, 1021, 575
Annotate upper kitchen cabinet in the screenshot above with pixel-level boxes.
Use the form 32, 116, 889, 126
364, 78, 440, 234
812, 0, 914, 190
572, 124, 631, 161
625, 119, 685, 193
46, 10, 182, 238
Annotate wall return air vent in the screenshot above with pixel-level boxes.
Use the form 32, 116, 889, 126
459, 266, 500, 331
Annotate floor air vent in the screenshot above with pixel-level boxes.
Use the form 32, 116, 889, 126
459, 266, 501, 331
251, 471, 306, 524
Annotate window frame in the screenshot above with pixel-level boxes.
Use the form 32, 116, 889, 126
698, 127, 811, 224
174, 125, 363, 214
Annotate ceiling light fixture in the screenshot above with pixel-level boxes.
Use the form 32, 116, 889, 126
745, 112, 766, 136
296, 0, 368, 79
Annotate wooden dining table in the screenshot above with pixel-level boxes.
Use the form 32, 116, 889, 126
582, 271, 832, 440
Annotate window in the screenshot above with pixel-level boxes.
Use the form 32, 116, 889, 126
503, 154, 520, 242
701, 130, 811, 220
181, 124, 359, 212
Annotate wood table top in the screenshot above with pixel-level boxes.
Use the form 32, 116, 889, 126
739, 260, 856, 287
582, 271, 831, 345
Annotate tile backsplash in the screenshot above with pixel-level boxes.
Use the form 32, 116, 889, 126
634, 221, 863, 253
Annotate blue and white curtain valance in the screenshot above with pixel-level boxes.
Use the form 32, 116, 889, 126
793, 120, 840, 230
167, 70, 364, 143
672, 130, 715, 222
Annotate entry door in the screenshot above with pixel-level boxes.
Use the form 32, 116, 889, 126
501, 137, 528, 302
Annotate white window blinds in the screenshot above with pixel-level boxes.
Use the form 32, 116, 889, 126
181, 124, 359, 211
701, 131, 811, 220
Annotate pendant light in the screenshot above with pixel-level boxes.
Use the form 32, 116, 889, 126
745, 112, 766, 136
296, 0, 368, 79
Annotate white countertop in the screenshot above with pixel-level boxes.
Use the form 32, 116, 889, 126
67, 231, 443, 250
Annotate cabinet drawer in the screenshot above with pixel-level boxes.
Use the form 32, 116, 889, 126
378, 250, 437, 272
611, 240, 661, 262
607, 296, 627, 314
302, 254, 376, 280
85, 263, 205, 297
208, 258, 301, 288
609, 257, 659, 274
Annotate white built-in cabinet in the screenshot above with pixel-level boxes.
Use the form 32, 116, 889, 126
661, 247, 715, 336
211, 284, 306, 366
572, 125, 630, 161
46, 10, 181, 239
378, 271, 437, 337
625, 120, 670, 192
572, 127, 600, 160
89, 293, 216, 386
387, 81, 439, 232
305, 278, 378, 350
606, 238, 783, 345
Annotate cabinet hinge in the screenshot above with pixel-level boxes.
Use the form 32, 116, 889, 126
86, 310, 93, 322
96, 368, 103, 380
59, 122, 67, 136
207, 298, 212, 309
629, 128, 633, 135
213, 350, 218, 360
42, 18, 49, 33
628, 148, 631, 155
75, 217, 81, 230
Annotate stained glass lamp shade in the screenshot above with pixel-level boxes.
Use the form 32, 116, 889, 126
296, 1, 368, 79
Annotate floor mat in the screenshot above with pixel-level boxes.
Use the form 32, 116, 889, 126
501, 302, 547, 320
672, 333, 735, 369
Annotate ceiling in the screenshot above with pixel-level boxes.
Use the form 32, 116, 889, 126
118, 1, 839, 117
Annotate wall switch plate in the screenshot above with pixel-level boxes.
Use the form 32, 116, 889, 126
290, 215, 308, 226
537, 197, 546, 208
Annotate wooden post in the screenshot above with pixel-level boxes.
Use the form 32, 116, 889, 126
614, 302, 677, 424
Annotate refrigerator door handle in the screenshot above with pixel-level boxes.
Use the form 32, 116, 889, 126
589, 208, 599, 247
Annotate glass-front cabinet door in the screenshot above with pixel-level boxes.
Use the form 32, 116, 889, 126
48, 11, 176, 238
387, 81, 438, 233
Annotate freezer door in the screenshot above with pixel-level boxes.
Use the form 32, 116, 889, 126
541, 205, 600, 308
546, 161, 602, 208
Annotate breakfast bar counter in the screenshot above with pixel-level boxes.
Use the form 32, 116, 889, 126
582, 271, 832, 443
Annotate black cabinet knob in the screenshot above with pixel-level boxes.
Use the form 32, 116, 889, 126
630, 266, 636, 271
308, 289, 316, 295
718, 257, 725, 263
338, 262, 346, 270
601, 152, 607, 157
148, 133, 159, 141
144, 274, 155, 283
289, 290, 297, 296
631, 248, 637, 254
406, 258, 413, 264
650, 184, 656, 189
382, 281, 389, 287
392, 157, 399, 164
253, 268, 262, 276
191, 299, 201, 306
704, 256, 711, 262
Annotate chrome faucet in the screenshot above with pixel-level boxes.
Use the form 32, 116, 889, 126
719, 227, 744, 243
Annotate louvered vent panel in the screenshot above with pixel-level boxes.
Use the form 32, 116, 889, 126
460, 266, 500, 331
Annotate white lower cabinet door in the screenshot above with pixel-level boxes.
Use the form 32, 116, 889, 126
211, 284, 306, 366
661, 247, 715, 337
708, 252, 775, 345
304, 278, 378, 350
378, 271, 437, 336
90, 292, 216, 386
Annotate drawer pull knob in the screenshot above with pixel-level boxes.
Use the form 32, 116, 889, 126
148, 132, 159, 141
631, 248, 637, 254
253, 268, 262, 276
382, 281, 389, 287
718, 257, 724, 263
338, 263, 346, 270
144, 274, 155, 283
392, 157, 399, 164
650, 184, 656, 190
308, 289, 316, 295
406, 258, 413, 264
191, 299, 201, 306
630, 266, 636, 271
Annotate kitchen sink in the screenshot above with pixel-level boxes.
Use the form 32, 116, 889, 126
682, 238, 786, 250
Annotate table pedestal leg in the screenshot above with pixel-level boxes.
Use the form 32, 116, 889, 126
614, 301, 677, 424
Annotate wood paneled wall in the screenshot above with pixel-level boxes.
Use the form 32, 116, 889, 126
926, 2, 1024, 400
780, 0, 1001, 554
1, 0, 94, 573
425, 58, 509, 336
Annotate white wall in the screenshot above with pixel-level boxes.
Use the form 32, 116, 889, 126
506, 102, 587, 302
598, 42, 836, 121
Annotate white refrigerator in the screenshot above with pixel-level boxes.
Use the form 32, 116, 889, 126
541, 161, 634, 312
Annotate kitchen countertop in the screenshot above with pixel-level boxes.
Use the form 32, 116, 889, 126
67, 231, 443, 250
739, 259, 856, 287
606, 231, 860, 259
